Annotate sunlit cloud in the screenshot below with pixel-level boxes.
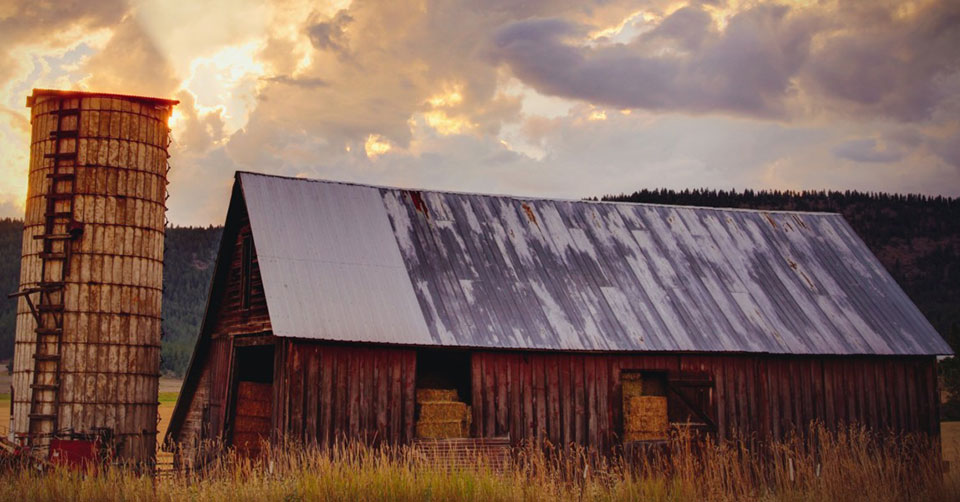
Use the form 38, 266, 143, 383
364, 134, 392, 158
182, 42, 266, 133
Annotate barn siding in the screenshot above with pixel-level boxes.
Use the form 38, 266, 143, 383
471, 352, 939, 451
173, 336, 232, 449
171, 206, 272, 447
278, 341, 417, 447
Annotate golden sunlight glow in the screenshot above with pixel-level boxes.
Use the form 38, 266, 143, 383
167, 108, 185, 130
423, 110, 473, 135
182, 42, 266, 132
364, 134, 392, 158
589, 10, 649, 40
589, 110, 607, 121
427, 85, 464, 108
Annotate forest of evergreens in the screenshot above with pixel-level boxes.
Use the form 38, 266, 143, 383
0, 188, 957, 414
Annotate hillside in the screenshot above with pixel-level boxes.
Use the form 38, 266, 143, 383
1, 189, 958, 380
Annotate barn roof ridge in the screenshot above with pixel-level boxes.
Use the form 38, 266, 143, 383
235, 170, 842, 217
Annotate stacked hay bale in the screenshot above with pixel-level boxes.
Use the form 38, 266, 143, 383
415, 389, 471, 438
622, 373, 668, 441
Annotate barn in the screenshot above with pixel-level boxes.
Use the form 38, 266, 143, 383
165, 171, 951, 458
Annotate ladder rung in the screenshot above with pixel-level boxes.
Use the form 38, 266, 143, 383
30, 384, 59, 390
56, 108, 80, 116
40, 252, 66, 260
37, 281, 65, 289
33, 354, 60, 361
44, 211, 73, 218
37, 304, 64, 312
33, 233, 72, 240
46, 173, 75, 181
28, 413, 57, 420
44, 152, 77, 160
35, 327, 62, 335
45, 193, 74, 200
50, 129, 79, 138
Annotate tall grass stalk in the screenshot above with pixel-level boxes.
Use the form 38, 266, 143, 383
1, 425, 956, 502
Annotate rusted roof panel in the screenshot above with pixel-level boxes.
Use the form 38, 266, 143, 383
238, 172, 951, 355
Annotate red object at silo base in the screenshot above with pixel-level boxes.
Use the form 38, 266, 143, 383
47, 439, 98, 468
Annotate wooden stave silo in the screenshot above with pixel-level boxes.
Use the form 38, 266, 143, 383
11, 90, 177, 463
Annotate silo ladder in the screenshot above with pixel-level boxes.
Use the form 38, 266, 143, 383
9, 98, 83, 444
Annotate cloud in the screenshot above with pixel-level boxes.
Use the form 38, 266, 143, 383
832, 138, 904, 163
493, 1, 960, 122
1, 0, 959, 227
804, 1, 960, 122
80, 16, 179, 96
491, 5, 819, 117
307, 10, 353, 54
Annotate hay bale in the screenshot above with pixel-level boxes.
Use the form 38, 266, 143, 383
623, 430, 668, 442
419, 401, 468, 421
416, 420, 465, 439
624, 395, 668, 440
622, 373, 643, 401
417, 388, 459, 403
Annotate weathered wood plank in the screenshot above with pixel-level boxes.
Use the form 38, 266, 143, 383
585, 356, 597, 448
471, 353, 483, 437
376, 350, 389, 442
496, 355, 508, 436
547, 356, 560, 446
533, 355, 546, 442
573, 356, 584, 446
484, 353, 496, 437
403, 351, 416, 443
390, 352, 402, 443
560, 354, 573, 447
305, 346, 318, 444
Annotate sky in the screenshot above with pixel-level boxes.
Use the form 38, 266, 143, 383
0, 0, 958, 225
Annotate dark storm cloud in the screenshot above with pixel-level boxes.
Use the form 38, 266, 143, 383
806, 2, 960, 121
492, 1, 960, 121
492, 5, 818, 117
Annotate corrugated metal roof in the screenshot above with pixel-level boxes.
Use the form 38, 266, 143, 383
239, 171, 952, 355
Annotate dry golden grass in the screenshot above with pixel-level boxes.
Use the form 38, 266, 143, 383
3, 380, 960, 501
1, 425, 958, 502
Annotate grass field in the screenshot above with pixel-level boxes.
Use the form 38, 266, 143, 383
2, 377, 960, 501
2, 378, 960, 466
1, 425, 957, 502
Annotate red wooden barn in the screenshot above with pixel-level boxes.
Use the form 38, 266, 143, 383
165, 171, 952, 458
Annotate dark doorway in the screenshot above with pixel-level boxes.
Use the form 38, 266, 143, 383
416, 349, 471, 404
229, 344, 274, 456
414, 350, 472, 439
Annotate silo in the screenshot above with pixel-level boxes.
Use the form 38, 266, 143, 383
10, 89, 177, 463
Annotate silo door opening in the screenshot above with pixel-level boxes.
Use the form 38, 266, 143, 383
229, 344, 274, 456
414, 350, 472, 439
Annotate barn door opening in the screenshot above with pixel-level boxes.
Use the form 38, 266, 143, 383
229, 344, 274, 456
414, 350, 471, 439
620, 369, 717, 444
